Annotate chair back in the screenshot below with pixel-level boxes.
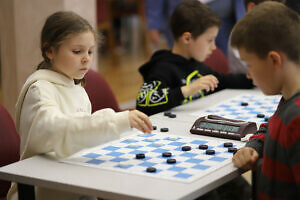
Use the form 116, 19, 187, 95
0, 104, 20, 198
204, 47, 229, 74
85, 69, 121, 113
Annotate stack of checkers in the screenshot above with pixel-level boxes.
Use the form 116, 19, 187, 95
62, 133, 243, 183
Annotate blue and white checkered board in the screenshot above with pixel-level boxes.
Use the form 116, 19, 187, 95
61, 133, 244, 183
190, 94, 281, 123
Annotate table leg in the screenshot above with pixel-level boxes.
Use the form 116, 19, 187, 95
17, 183, 35, 200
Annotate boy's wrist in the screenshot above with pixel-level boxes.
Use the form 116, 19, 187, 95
181, 86, 190, 97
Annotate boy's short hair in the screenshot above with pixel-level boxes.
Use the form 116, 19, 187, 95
244, 0, 284, 7
170, 0, 221, 40
231, 2, 300, 64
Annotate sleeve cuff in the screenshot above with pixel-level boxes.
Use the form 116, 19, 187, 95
114, 110, 131, 133
246, 138, 264, 158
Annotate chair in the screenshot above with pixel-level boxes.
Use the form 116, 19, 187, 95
204, 47, 229, 74
0, 104, 20, 199
84, 69, 121, 113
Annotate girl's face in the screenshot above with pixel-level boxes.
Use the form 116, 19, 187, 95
188, 26, 219, 62
47, 30, 96, 80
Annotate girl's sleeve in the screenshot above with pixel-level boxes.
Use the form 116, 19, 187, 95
20, 82, 131, 158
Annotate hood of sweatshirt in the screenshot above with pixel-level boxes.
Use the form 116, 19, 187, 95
139, 50, 195, 78
15, 69, 76, 131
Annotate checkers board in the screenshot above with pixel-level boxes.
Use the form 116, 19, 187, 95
190, 94, 281, 123
61, 133, 244, 183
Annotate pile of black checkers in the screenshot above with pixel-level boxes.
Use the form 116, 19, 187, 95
164, 111, 176, 118
135, 142, 238, 173
157, 111, 177, 132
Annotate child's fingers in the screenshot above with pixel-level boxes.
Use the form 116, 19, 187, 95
201, 84, 210, 92
233, 149, 248, 167
208, 81, 217, 91
232, 150, 247, 168
199, 76, 219, 91
244, 151, 257, 169
136, 120, 149, 133
205, 82, 218, 92
136, 111, 152, 132
208, 76, 219, 89
142, 117, 153, 133
232, 147, 259, 170
132, 111, 152, 133
232, 156, 241, 168
204, 75, 219, 85
138, 118, 152, 134
131, 117, 142, 130
200, 81, 215, 92
250, 149, 259, 164
196, 80, 213, 92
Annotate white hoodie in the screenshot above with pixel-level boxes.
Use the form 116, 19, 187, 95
8, 69, 130, 200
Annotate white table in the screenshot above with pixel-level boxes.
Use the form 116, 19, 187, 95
0, 89, 261, 200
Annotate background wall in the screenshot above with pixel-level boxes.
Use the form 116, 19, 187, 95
0, 0, 97, 116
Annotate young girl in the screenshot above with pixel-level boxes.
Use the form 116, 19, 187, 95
8, 11, 152, 200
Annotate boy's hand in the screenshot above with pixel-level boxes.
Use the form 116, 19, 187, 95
181, 75, 219, 97
232, 147, 259, 170
129, 110, 153, 134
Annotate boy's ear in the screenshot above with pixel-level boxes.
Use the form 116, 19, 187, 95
181, 32, 192, 44
268, 51, 282, 70
246, 2, 256, 12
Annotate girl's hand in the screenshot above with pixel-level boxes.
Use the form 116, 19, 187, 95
232, 147, 259, 170
129, 110, 152, 134
181, 75, 219, 97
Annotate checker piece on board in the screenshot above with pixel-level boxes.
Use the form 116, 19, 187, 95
190, 115, 257, 141
182, 146, 191, 151
162, 152, 172, 157
136, 153, 145, 159
146, 167, 156, 173
199, 144, 208, 150
167, 158, 176, 164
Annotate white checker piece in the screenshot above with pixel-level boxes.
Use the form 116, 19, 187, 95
190, 94, 281, 124
61, 133, 244, 183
